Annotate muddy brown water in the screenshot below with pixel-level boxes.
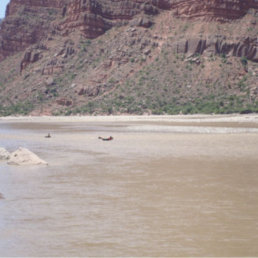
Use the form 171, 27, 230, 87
0, 120, 258, 256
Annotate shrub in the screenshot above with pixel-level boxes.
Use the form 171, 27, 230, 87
240, 56, 248, 67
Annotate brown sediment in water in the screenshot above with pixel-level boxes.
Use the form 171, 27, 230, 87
0, 115, 258, 256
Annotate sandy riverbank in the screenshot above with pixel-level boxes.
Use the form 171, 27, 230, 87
1, 114, 258, 123
1, 114, 258, 133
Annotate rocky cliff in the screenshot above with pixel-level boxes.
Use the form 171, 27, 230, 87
0, 0, 66, 61
1, 0, 257, 60
170, 0, 258, 21
0, 0, 257, 115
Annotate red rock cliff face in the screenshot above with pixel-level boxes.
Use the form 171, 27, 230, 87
5, 0, 64, 16
58, 0, 166, 38
0, 0, 65, 61
170, 0, 258, 21
0, 0, 257, 61
58, 0, 258, 38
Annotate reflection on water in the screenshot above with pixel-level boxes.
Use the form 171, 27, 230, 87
0, 121, 258, 256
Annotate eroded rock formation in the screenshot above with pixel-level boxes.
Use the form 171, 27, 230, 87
58, 0, 166, 38
5, 0, 64, 17
20, 45, 46, 73
0, 0, 257, 116
170, 0, 258, 21
173, 36, 258, 62
0, 0, 64, 61
1, 0, 257, 62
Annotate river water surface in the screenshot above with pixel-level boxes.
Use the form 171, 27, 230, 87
0, 119, 258, 256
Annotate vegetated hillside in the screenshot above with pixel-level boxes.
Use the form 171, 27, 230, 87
0, 0, 257, 116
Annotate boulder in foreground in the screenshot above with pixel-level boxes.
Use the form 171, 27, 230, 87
0, 147, 10, 160
8, 148, 48, 166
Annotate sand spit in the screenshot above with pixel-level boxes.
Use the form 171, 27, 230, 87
127, 124, 258, 134
0, 114, 258, 124
1, 115, 258, 134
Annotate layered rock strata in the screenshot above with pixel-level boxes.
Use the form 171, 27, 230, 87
0, 0, 257, 61
0, 0, 64, 61
58, 0, 165, 38
170, 0, 258, 21
5, 0, 64, 16
173, 36, 258, 62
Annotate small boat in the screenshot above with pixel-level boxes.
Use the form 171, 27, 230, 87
45, 133, 51, 138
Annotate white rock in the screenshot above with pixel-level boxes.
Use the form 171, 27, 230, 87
8, 147, 48, 166
0, 147, 10, 160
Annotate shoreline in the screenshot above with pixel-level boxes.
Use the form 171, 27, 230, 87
0, 114, 258, 125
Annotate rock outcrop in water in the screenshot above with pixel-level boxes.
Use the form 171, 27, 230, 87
8, 147, 48, 166
0, 147, 10, 160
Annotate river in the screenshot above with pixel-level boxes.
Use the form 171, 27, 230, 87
0, 117, 258, 256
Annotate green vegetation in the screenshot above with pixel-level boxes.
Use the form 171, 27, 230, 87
240, 56, 248, 68
80, 39, 92, 52
66, 101, 97, 115
59, 89, 258, 116
238, 76, 247, 91
0, 101, 34, 116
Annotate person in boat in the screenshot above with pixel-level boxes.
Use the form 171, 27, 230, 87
45, 133, 51, 138
98, 136, 113, 141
